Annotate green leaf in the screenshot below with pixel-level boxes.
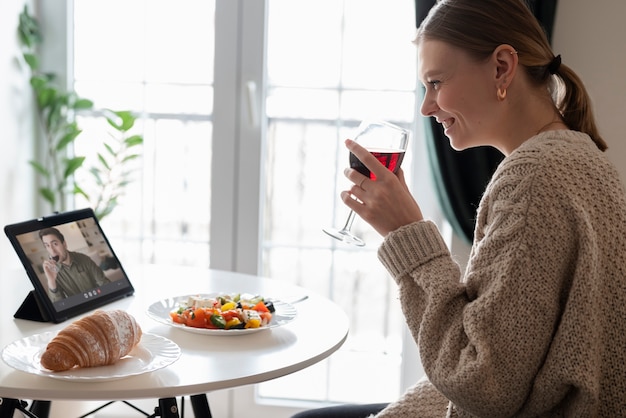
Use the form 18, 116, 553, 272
122, 154, 141, 163
37, 86, 57, 109
103, 143, 116, 156
29, 76, 45, 90
97, 153, 111, 170
73, 98, 94, 110
56, 125, 82, 151
106, 110, 135, 131
96, 202, 117, 221
22, 53, 39, 70
124, 135, 144, 147
45, 105, 62, 135
40, 73, 57, 85
89, 166, 103, 176
39, 188, 55, 206
89, 167, 104, 186
73, 184, 90, 200
18, 6, 42, 49
63, 156, 86, 178
28, 160, 50, 177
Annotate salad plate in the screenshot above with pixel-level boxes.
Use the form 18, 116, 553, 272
147, 293, 297, 336
2, 332, 181, 382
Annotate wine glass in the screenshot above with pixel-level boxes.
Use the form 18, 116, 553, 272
48, 254, 60, 273
323, 120, 410, 246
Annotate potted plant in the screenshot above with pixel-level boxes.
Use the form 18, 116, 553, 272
17, 6, 142, 220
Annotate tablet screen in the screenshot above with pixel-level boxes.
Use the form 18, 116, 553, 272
4, 208, 134, 322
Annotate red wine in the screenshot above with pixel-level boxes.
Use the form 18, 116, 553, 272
349, 150, 405, 180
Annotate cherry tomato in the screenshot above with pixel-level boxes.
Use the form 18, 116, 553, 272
253, 301, 269, 313
186, 308, 207, 328
170, 311, 185, 325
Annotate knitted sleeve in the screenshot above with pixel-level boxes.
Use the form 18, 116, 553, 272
377, 138, 584, 416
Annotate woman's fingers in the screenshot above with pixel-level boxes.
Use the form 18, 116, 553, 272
345, 139, 391, 181
340, 139, 424, 236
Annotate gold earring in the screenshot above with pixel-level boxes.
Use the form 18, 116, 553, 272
497, 87, 507, 101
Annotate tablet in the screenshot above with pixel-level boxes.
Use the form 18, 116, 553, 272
4, 208, 135, 323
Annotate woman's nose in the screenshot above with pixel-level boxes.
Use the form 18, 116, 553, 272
420, 92, 438, 117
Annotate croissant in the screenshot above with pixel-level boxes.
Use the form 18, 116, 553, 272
40, 309, 142, 372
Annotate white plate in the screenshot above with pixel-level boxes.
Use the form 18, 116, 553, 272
147, 294, 297, 336
2, 332, 181, 382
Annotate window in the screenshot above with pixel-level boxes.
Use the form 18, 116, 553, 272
258, 0, 419, 406
73, 0, 215, 267
70, 0, 432, 414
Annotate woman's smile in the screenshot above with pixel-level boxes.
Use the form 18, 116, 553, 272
440, 118, 455, 131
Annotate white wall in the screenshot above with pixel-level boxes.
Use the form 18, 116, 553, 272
553, 0, 626, 182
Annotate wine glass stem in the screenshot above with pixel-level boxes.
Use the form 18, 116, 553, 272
341, 210, 357, 233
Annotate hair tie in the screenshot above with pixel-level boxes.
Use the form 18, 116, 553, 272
548, 54, 561, 75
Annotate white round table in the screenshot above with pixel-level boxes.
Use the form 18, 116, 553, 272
0, 264, 349, 417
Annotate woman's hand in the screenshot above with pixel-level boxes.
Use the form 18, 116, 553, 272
341, 139, 424, 237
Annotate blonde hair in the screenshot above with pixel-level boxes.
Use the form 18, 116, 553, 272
415, 0, 607, 151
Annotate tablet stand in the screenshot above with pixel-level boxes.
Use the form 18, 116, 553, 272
14, 290, 50, 322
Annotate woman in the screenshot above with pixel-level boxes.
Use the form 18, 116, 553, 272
295, 0, 626, 416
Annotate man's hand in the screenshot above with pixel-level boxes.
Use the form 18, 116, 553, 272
43, 259, 58, 290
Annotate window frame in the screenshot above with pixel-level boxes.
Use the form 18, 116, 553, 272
44, 0, 455, 414
210, 0, 267, 275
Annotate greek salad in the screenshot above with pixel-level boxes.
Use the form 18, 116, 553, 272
170, 293, 275, 330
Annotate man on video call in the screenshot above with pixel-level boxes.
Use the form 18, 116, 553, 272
39, 227, 111, 302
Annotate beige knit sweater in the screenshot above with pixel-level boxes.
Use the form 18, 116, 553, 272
375, 130, 626, 417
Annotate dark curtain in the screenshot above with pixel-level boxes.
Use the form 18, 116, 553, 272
415, 0, 558, 243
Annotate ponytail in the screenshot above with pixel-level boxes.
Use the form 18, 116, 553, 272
552, 64, 607, 151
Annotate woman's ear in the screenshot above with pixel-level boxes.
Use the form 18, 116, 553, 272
493, 44, 518, 89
